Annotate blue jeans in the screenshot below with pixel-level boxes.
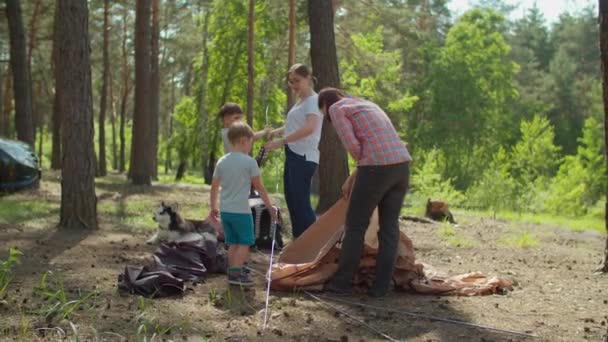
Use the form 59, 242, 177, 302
284, 145, 317, 238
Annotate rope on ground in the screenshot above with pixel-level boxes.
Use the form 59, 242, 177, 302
262, 209, 279, 330
304, 290, 399, 342
307, 292, 538, 339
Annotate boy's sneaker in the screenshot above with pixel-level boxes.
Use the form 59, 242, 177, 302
228, 271, 254, 287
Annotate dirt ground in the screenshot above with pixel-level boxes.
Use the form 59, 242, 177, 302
1, 172, 607, 341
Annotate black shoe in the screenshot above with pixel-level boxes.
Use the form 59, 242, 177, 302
367, 288, 388, 298
323, 281, 352, 296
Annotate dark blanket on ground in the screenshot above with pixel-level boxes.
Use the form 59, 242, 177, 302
118, 233, 227, 298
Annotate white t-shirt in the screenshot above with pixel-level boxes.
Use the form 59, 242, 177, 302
221, 128, 232, 154
284, 93, 323, 163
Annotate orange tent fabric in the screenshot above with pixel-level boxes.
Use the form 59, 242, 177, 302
271, 198, 512, 296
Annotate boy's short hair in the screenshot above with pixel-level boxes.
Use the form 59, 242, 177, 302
227, 121, 254, 144
219, 103, 243, 118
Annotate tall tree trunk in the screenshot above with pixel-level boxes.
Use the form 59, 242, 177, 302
50, 1, 61, 169
119, 9, 130, 173
56, 0, 97, 230
6, 0, 34, 146
246, 0, 255, 126
2, 68, 12, 138
200, 5, 212, 184
150, 0, 160, 179
130, 0, 153, 185
0, 58, 4, 136
599, 0, 608, 273
165, 70, 175, 174
308, 0, 348, 213
110, 67, 117, 171
27, 0, 41, 145
97, 0, 110, 177
287, 0, 296, 109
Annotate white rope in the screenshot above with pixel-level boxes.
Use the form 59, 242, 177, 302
307, 292, 538, 339
262, 206, 278, 330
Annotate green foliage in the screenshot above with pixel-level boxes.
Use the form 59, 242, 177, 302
340, 25, 418, 129
0, 248, 22, 299
424, 8, 519, 188
33, 271, 100, 325
466, 147, 518, 215
545, 117, 606, 216
510, 115, 561, 183
410, 149, 464, 209
170, 96, 200, 163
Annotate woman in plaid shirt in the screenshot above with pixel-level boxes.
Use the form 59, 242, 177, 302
318, 87, 412, 297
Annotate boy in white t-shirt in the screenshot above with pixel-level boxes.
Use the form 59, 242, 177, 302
219, 103, 270, 154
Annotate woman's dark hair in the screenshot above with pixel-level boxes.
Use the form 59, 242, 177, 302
318, 87, 346, 116
288, 63, 317, 85
218, 103, 243, 118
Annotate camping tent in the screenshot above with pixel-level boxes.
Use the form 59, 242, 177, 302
0, 137, 41, 192
271, 198, 512, 296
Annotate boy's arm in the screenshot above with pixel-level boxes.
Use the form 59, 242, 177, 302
251, 176, 278, 222
269, 126, 284, 139
210, 177, 221, 218
253, 127, 271, 141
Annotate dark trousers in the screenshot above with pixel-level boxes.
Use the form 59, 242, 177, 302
328, 162, 409, 295
284, 145, 318, 238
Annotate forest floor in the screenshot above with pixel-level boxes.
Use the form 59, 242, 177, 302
0, 171, 607, 341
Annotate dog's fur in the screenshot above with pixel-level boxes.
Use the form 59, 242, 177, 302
147, 202, 218, 244
425, 198, 456, 224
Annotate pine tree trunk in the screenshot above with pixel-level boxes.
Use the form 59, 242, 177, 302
130, 0, 153, 185
200, 6, 212, 184
56, 0, 97, 230
0, 61, 4, 136
50, 2, 61, 169
286, 0, 296, 109
27, 0, 41, 145
6, 0, 34, 146
2, 68, 11, 138
599, 0, 608, 273
110, 70, 118, 171
119, 9, 130, 173
150, 0, 160, 179
97, 0, 110, 177
308, 0, 349, 213
246, 0, 255, 127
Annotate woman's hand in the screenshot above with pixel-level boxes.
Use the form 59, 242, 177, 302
264, 139, 284, 152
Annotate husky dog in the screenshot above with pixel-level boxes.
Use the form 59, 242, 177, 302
147, 202, 219, 244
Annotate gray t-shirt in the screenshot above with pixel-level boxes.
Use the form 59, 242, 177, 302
213, 152, 260, 214
221, 128, 232, 154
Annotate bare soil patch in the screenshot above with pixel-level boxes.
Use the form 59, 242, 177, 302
0, 172, 606, 341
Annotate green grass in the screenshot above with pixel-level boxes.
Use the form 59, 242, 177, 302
98, 199, 157, 232
462, 208, 605, 234
0, 199, 58, 225
436, 224, 474, 248
500, 230, 539, 249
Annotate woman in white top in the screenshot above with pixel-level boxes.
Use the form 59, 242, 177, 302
265, 64, 323, 238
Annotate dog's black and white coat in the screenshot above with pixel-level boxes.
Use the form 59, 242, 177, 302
147, 202, 218, 244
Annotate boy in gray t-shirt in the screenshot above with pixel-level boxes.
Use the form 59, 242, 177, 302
211, 121, 276, 286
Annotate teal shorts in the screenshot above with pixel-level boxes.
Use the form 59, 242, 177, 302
221, 212, 255, 246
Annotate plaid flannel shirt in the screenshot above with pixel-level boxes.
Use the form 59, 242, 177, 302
329, 97, 411, 166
